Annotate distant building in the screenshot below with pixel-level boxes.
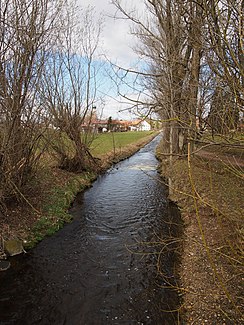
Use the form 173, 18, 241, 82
81, 118, 153, 133
137, 120, 151, 131
129, 119, 151, 131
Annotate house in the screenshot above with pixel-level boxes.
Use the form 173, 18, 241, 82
129, 119, 151, 131
137, 120, 151, 131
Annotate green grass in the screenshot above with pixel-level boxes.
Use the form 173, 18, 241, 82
26, 171, 97, 248
91, 131, 154, 156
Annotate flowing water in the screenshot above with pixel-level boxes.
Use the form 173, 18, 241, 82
0, 136, 182, 325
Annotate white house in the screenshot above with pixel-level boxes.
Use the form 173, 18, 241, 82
128, 119, 152, 131
137, 120, 151, 131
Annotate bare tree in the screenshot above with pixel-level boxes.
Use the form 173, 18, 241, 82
0, 0, 62, 208
41, 3, 103, 172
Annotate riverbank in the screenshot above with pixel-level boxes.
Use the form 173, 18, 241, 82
0, 132, 157, 258
159, 149, 243, 324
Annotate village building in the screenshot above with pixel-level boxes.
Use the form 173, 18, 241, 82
81, 117, 153, 133
129, 120, 151, 131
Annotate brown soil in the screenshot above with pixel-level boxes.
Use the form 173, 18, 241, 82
163, 151, 244, 324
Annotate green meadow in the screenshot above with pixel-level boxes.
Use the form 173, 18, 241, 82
91, 131, 154, 156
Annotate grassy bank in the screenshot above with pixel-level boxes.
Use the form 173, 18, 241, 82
159, 147, 243, 324
0, 131, 156, 254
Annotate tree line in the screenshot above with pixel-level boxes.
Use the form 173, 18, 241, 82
112, 0, 243, 156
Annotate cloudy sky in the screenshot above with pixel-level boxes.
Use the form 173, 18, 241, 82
77, 0, 144, 120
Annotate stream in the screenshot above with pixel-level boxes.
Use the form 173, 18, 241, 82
0, 136, 183, 325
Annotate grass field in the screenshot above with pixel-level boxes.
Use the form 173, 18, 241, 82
90, 131, 154, 156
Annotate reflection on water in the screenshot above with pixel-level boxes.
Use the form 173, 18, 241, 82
0, 136, 183, 325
